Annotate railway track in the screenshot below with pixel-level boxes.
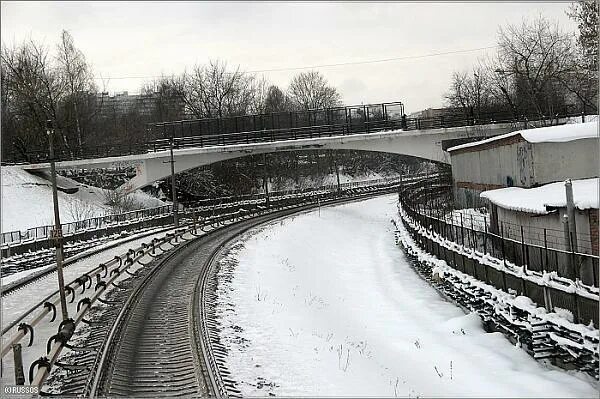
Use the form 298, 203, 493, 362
46, 204, 327, 397
4, 187, 401, 395
1, 225, 177, 298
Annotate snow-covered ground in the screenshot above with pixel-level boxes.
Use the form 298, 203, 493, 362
214, 194, 598, 397
270, 171, 400, 192
1, 166, 164, 232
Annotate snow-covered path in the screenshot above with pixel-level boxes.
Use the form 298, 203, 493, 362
214, 194, 598, 397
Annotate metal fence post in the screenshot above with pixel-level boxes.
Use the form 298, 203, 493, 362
562, 214, 574, 279
520, 225, 527, 271
483, 216, 488, 254
571, 232, 580, 282
543, 228, 548, 272
565, 180, 578, 253
13, 344, 25, 385
459, 213, 465, 246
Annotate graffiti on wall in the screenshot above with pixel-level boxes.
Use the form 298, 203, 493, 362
517, 143, 530, 186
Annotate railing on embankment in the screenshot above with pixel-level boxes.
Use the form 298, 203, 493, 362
396, 175, 599, 378
398, 176, 598, 327
1, 176, 408, 258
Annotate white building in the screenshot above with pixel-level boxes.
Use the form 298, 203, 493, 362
447, 121, 599, 209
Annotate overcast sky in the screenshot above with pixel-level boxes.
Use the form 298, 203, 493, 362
1, 1, 577, 113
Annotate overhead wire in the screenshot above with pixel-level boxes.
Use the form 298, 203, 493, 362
93, 45, 497, 80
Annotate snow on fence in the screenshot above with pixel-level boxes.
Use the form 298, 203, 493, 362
405, 182, 599, 288
397, 177, 599, 328
394, 213, 599, 379
396, 176, 599, 379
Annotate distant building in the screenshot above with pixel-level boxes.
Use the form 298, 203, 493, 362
96, 91, 187, 121
447, 121, 599, 209
407, 107, 462, 119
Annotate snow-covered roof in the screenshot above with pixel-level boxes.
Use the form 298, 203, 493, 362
480, 178, 599, 214
448, 121, 598, 152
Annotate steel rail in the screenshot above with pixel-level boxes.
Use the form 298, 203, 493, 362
86, 228, 204, 397
2, 179, 416, 392
21, 183, 404, 393
29, 239, 159, 388
87, 186, 403, 397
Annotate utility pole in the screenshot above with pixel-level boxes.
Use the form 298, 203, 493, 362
263, 152, 270, 207
562, 214, 575, 279
332, 150, 341, 194
169, 137, 179, 227
565, 179, 578, 252
47, 120, 69, 321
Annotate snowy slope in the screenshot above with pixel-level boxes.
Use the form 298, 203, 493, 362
214, 195, 597, 397
270, 171, 399, 192
1, 166, 164, 232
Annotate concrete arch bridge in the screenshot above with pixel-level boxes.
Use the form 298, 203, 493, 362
19, 101, 540, 193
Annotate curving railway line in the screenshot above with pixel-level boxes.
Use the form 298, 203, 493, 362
85, 216, 273, 397
26, 192, 394, 396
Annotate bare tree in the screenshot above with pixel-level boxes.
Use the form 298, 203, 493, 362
55, 30, 97, 149
248, 74, 270, 114
102, 189, 143, 213
444, 15, 594, 121
140, 75, 186, 122
493, 16, 577, 120
568, 0, 598, 71
564, 0, 598, 112
288, 71, 342, 110
1, 32, 102, 160
1, 40, 67, 159
445, 68, 497, 118
264, 85, 292, 113
178, 60, 257, 119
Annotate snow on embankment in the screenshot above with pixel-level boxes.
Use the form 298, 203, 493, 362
1, 166, 164, 232
214, 194, 597, 398
270, 171, 399, 192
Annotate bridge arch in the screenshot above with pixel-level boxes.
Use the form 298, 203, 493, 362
22, 123, 516, 193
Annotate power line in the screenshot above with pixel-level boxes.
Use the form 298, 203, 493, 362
247, 45, 497, 73
94, 45, 497, 80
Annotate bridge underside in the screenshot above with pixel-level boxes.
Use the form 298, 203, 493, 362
22, 123, 516, 193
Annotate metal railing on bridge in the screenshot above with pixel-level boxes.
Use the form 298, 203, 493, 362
149, 101, 404, 140
4, 100, 591, 164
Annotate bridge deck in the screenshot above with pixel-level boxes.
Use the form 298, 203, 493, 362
6, 100, 572, 165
